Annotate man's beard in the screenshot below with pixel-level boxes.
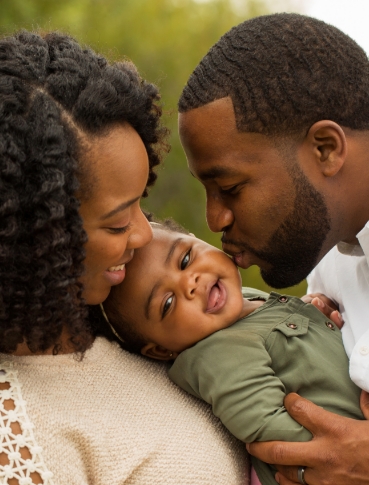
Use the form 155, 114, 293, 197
222, 168, 331, 288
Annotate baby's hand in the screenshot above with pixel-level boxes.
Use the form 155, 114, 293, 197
301, 293, 344, 329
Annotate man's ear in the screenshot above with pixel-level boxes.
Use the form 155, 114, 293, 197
305, 120, 347, 177
141, 342, 179, 361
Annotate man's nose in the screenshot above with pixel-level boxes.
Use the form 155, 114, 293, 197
206, 195, 234, 233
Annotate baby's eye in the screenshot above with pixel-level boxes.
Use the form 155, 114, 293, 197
162, 295, 174, 317
180, 250, 191, 270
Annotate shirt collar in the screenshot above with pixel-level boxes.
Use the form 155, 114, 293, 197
337, 221, 369, 257
357, 221, 369, 257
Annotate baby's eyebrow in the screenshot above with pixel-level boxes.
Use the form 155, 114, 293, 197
145, 281, 160, 320
165, 237, 183, 265
144, 237, 184, 320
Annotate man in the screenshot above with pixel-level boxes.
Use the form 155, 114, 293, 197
178, 13, 369, 485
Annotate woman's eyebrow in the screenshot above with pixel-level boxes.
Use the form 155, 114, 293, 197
100, 196, 141, 220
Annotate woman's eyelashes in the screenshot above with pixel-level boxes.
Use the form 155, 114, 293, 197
107, 223, 132, 234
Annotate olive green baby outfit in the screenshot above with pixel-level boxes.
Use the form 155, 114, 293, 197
169, 289, 363, 485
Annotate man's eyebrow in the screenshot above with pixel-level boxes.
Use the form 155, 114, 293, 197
100, 196, 141, 221
195, 165, 239, 181
144, 237, 183, 320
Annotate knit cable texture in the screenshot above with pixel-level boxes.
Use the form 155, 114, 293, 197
0, 362, 55, 485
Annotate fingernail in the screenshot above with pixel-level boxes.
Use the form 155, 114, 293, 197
316, 298, 324, 308
337, 312, 343, 323
275, 473, 280, 484
246, 444, 250, 452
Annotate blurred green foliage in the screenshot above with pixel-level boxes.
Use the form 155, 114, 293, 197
0, 0, 306, 296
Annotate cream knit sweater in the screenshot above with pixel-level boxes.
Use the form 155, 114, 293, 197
0, 337, 248, 484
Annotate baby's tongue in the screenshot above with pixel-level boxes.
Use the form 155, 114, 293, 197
207, 284, 220, 311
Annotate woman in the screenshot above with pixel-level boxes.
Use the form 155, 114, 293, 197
0, 31, 247, 484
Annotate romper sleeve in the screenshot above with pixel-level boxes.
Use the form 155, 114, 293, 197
168, 327, 312, 443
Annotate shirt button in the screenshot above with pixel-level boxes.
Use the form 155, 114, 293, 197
286, 323, 297, 329
359, 346, 369, 356
325, 321, 335, 331
279, 296, 288, 303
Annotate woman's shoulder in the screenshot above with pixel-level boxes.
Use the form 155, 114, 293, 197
1, 337, 248, 484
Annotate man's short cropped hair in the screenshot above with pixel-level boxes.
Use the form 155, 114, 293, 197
179, 13, 369, 136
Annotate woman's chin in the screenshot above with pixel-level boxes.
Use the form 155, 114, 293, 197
83, 285, 112, 306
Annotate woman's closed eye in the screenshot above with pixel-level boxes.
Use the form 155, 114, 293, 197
107, 223, 132, 234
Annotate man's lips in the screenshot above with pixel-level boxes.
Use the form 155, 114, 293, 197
222, 245, 269, 270
206, 280, 227, 313
232, 252, 250, 268
222, 243, 253, 269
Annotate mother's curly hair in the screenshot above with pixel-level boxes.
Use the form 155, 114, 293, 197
0, 30, 168, 354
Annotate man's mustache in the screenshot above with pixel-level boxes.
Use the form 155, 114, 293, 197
221, 233, 248, 249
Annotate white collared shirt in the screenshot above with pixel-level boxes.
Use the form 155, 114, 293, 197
307, 221, 369, 392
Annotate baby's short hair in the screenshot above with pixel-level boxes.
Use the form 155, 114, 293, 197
146, 212, 190, 236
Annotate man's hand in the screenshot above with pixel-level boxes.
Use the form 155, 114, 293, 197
246, 393, 369, 485
302, 293, 344, 329
360, 390, 369, 419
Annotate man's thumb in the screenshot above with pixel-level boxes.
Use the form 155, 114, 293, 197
360, 390, 369, 419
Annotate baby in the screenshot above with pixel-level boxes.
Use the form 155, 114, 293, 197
101, 219, 363, 485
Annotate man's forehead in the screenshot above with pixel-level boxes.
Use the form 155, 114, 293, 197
179, 98, 237, 142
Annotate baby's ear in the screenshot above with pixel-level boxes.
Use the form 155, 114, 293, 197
141, 343, 178, 361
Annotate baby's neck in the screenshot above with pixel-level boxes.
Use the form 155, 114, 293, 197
239, 297, 265, 320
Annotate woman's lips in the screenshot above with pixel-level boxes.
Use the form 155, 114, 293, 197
206, 280, 226, 313
103, 253, 134, 286
104, 264, 126, 286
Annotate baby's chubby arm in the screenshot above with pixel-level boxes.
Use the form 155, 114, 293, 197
168, 330, 312, 444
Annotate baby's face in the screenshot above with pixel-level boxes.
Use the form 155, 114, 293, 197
109, 228, 244, 354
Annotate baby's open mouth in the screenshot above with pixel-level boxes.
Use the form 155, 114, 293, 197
206, 280, 226, 313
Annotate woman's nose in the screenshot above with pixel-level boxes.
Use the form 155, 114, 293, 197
206, 195, 234, 233
128, 209, 153, 250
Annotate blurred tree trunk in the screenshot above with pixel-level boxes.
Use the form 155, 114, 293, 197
0, 0, 306, 295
